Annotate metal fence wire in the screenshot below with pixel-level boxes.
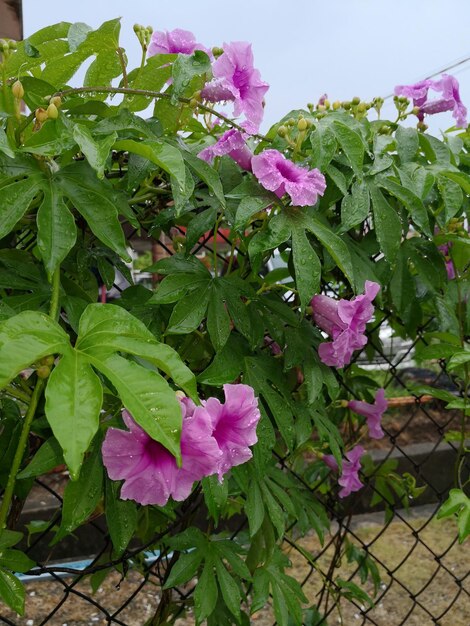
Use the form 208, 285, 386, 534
1, 229, 469, 626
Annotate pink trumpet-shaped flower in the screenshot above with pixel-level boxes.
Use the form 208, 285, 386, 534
148, 28, 208, 56
201, 41, 269, 133
203, 384, 261, 479
102, 385, 261, 506
251, 149, 326, 207
311, 281, 380, 368
102, 401, 222, 507
198, 129, 253, 171
348, 388, 387, 439
323, 445, 365, 498
395, 74, 467, 128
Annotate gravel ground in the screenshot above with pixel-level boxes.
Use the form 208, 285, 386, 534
1, 511, 468, 626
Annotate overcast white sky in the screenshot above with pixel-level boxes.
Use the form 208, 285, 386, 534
23, 0, 470, 135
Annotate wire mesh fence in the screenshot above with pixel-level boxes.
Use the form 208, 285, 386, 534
1, 228, 469, 626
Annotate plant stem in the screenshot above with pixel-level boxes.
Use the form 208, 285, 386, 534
52, 85, 269, 142
117, 48, 128, 88
4, 385, 31, 404
0, 267, 61, 531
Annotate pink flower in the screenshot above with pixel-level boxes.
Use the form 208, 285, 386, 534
348, 388, 387, 439
198, 129, 253, 171
203, 384, 261, 479
102, 402, 222, 506
395, 74, 467, 128
311, 281, 380, 368
148, 28, 208, 56
201, 42, 269, 134
324, 445, 365, 498
102, 385, 261, 505
251, 149, 326, 207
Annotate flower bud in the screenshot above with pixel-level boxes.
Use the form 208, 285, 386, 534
351, 96, 360, 105
8, 40, 17, 50
357, 102, 367, 113
317, 104, 326, 112
40, 355, 55, 367
323, 99, 331, 109
49, 96, 62, 108
412, 106, 420, 116
47, 103, 59, 119
342, 101, 351, 110
417, 121, 428, 132
332, 100, 341, 110
35, 107, 48, 123
189, 98, 199, 109
211, 46, 224, 58
133, 23, 142, 33
297, 118, 308, 131
277, 125, 288, 137
36, 365, 51, 379
12, 80, 24, 99
286, 118, 295, 127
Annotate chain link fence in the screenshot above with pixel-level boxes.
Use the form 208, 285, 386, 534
1, 228, 469, 626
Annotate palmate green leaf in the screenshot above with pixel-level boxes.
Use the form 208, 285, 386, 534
378, 176, 430, 235
369, 183, 402, 263
54, 438, 103, 541
105, 478, 138, 555
0, 568, 25, 615
55, 162, 130, 261
0, 311, 70, 388
68, 22, 93, 52
5, 22, 71, 76
91, 353, 182, 462
304, 215, 354, 287
114, 139, 186, 192
126, 53, 174, 111
72, 124, 117, 179
339, 180, 370, 232
76, 304, 198, 400
45, 349, 103, 479
214, 558, 241, 619
166, 284, 211, 334
37, 181, 77, 281
163, 549, 204, 589
248, 212, 292, 272
310, 122, 336, 170
395, 126, 419, 163
150, 273, 207, 304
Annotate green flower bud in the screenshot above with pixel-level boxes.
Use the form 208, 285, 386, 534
133, 24, 142, 33
412, 106, 420, 116
323, 99, 331, 109
9, 40, 17, 50
317, 104, 326, 112
50, 96, 62, 108
277, 125, 288, 137
189, 98, 199, 109
41, 355, 55, 367
46, 103, 59, 119
211, 46, 224, 58
342, 101, 351, 110
297, 118, 308, 131
351, 96, 360, 105
357, 102, 367, 113
36, 365, 51, 379
286, 118, 295, 127
12, 80, 24, 99
332, 100, 341, 110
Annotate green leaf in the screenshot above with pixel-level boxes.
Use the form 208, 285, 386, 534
91, 353, 182, 463
56, 163, 130, 261
45, 350, 103, 478
77, 304, 198, 401
291, 228, 320, 310
37, 181, 77, 280
183, 150, 226, 209
72, 124, 116, 179
166, 284, 210, 334
164, 549, 204, 589
0, 530, 23, 550
68, 22, 92, 52
310, 123, 336, 170
378, 177, 430, 235
0, 550, 35, 573
0, 176, 42, 240
17, 437, 64, 479
235, 196, 272, 231
447, 350, 470, 370
55, 439, 103, 539
214, 558, 241, 618
194, 557, 218, 621
126, 54, 173, 111
340, 180, 370, 232
439, 170, 470, 194
202, 475, 228, 525
105, 478, 138, 555
185, 207, 218, 250
198, 334, 247, 385
305, 215, 354, 286
150, 273, 207, 304
207, 283, 232, 351
0, 128, 14, 158
172, 51, 211, 103
395, 126, 418, 163
114, 139, 186, 193
369, 183, 402, 263
0, 311, 69, 388
332, 121, 364, 177
0, 569, 25, 615
245, 479, 265, 536
437, 489, 470, 543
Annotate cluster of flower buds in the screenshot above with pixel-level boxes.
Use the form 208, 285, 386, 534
277, 114, 312, 146
34, 96, 62, 128
0, 38, 17, 59
307, 96, 376, 120
133, 24, 153, 50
